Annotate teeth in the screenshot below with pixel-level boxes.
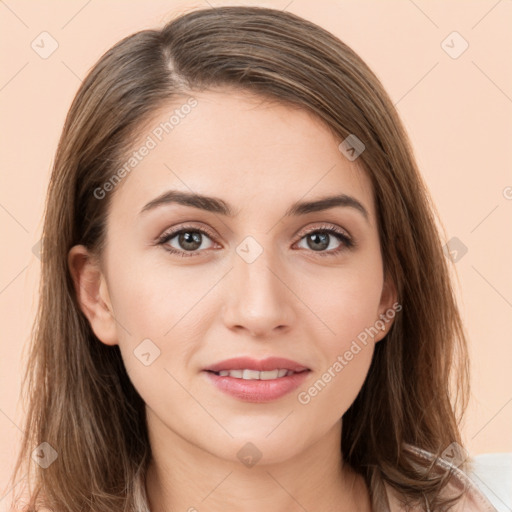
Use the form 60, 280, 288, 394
243, 369, 261, 380
215, 369, 294, 380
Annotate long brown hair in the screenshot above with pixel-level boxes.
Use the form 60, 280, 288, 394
8, 5, 470, 511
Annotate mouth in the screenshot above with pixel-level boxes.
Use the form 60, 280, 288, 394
205, 368, 308, 380
202, 356, 311, 402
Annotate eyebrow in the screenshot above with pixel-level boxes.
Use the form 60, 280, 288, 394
140, 190, 369, 222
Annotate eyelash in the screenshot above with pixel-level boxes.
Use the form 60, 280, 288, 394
156, 223, 354, 258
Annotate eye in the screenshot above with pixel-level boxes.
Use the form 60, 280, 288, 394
156, 223, 354, 258
295, 224, 354, 256
157, 225, 216, 257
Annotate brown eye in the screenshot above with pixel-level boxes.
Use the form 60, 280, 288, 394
296, 225, 354, 256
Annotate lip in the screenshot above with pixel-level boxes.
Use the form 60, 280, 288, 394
203, 369, 310, 403
204, 356, 309, 373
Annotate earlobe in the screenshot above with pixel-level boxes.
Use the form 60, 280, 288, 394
67, 245, 118, 346
375, 274, 399, 343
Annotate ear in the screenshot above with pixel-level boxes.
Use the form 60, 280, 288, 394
67, 244, 118, 346
374, 272, 399, 343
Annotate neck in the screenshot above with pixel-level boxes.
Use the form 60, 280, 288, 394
144, 410, 371, 512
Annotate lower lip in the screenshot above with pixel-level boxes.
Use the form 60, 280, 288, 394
203, 370, 310, 403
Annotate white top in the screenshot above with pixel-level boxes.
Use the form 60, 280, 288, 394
468, 452, 512, 512
384, 445, 500, 511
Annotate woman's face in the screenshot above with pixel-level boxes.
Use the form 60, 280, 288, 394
70, 89, 396, 465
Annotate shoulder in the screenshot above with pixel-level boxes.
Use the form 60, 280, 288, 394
385, 444, 502, 511
468, 452, 512, 512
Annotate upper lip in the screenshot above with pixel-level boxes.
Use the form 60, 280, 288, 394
204, 356, 310, 373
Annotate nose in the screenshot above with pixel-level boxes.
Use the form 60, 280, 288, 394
221, 244, 295, 338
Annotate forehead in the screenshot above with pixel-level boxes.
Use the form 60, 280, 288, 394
109, 89, 375, 224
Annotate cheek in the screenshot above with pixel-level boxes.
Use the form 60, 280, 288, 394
107, 249, 219, 339
297, 261, 383, 414
304, 262, 384, 343
299, 329, 375, 421
104, 253, 217, 403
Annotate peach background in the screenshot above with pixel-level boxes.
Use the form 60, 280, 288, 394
1, 0, 511, 503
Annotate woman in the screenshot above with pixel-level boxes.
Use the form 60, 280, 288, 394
8, 5, 497, 511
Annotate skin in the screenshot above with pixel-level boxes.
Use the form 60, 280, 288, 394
69, 89, 397, 512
